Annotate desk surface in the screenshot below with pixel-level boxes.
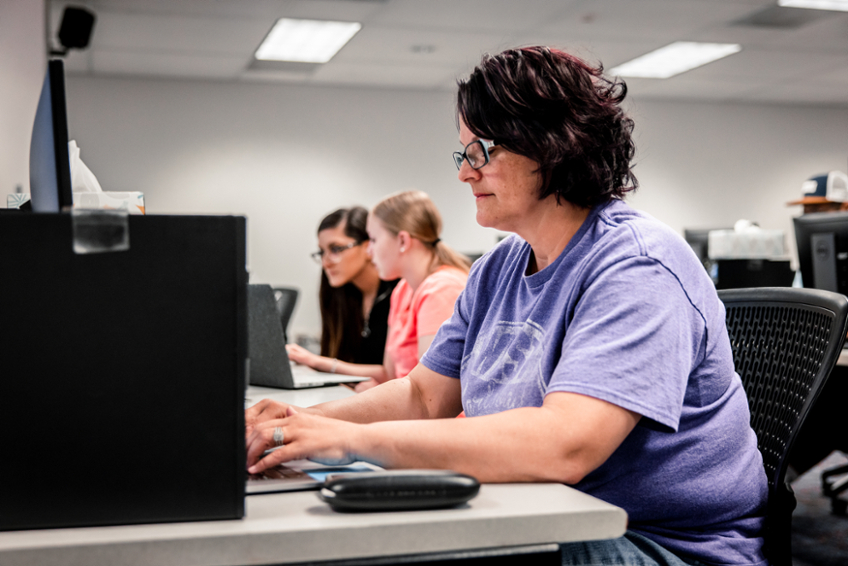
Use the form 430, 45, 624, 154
245, 383, 357, 408
0, 386, 628, 566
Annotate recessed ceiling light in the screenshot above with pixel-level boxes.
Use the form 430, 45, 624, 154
778, 0, 848, 11
255, 18, 362, 64
609, 41, 742, 79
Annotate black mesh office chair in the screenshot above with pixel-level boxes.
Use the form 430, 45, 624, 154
718, 287, 848, 566
272, 287, 299, 343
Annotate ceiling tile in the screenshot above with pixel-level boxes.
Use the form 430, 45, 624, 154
532, 0, 771, 42
93, 50, 248, 79
283, 0, 387, 22
368, 0, 571, 33
43, 0, 848, 106
682, 48, 847, 82
91, 11, 271, 55
334, 26, 513, 68
311, 61, 459, 89
506, 36, 663, 70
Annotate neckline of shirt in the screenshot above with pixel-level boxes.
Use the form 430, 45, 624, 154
521, 201, 610, 289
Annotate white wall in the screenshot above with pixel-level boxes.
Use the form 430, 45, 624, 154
626, 99, 848, 242
0, 0, 46, 197
62, 75, 848, 339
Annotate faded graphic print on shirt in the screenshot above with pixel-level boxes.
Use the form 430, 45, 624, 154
462, 320, 548, 415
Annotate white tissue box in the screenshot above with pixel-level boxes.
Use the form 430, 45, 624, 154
6, 192, 145, 214
708, 229, 786, 260
6, 193, 30, 209
73, 192, 145, 214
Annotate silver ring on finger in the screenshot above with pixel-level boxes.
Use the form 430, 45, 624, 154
272, 426, 285, 447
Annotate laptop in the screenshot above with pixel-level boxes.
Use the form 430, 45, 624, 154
247, 456, 381, 495
247, 284, 368, 389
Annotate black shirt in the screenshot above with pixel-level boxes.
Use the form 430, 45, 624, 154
354, 279, 398, 365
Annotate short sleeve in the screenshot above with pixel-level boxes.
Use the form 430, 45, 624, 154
419, 281, 472, 379
548, 256, 707, 431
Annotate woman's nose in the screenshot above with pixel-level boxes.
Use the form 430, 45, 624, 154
457, 160, 480, 183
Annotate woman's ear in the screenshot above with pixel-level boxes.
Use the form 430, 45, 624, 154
397, 230, 412, 253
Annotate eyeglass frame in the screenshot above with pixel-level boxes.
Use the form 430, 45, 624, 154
453, 139, 497, 171
311, 240, 363, 264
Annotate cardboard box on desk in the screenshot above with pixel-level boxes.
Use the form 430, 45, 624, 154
0, 214, 247, 531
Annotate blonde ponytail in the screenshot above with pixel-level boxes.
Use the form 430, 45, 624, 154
372, 190, 471, 274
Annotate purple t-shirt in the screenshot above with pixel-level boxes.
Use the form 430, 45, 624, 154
421, 200, 768, 566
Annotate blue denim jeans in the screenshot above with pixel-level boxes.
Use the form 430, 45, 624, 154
561, 531, 706, 566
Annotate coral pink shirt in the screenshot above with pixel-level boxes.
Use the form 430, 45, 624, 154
385, 266, 468, 380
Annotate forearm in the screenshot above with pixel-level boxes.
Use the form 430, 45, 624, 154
351, 395, 640, 484
352, 408, 575, 483
330, 359, 387, 381
313, 365, 460, 423
313, 376, 430, 423
292, 347, 387, 381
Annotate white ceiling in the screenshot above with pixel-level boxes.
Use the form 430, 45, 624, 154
50, 0, 848, 106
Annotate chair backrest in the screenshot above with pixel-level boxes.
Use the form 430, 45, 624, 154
272, 287, 299, 343
718, 287, 848, 566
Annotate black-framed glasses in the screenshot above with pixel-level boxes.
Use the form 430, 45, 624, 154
311, 241, 361, 264
453, 139, 497, 170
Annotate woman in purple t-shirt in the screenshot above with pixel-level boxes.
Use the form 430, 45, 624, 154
245, 47, 768, 566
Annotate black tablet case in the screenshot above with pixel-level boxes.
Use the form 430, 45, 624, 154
0, 214, 247, 530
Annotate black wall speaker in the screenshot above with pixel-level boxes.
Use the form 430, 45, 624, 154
57, 6, 96, 52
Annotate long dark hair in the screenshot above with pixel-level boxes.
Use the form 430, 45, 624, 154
318, 207, 369, 361
457, 46, 637, 208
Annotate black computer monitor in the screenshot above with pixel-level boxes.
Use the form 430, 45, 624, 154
29, 59, 72, 213
793, 211, 848, 294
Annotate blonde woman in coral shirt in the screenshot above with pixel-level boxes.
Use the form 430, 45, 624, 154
289, 190, 470, 393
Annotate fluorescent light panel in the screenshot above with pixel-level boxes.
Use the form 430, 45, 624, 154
610, 41, 742, 79
255, 18, 362, 64
778, 0, 848, 11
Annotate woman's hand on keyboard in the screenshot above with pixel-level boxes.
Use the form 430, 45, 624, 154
245, 399, 306, 438
245, 406, 362, 473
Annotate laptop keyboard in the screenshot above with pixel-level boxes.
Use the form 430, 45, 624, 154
248, 465, 310, 481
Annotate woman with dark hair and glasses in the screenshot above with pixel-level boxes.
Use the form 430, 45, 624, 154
287, 207, 398, 372
247, 47, 767, 566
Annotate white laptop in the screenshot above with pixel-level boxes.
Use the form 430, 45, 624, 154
247, 284, 368, 389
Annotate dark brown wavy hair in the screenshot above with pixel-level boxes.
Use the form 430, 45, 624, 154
318, 207, 369, 361
456, 46, 637, 208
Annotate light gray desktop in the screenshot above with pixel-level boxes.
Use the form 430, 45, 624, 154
0, 385, 628, 566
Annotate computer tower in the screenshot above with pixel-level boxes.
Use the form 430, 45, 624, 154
0, 214, 247, 530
